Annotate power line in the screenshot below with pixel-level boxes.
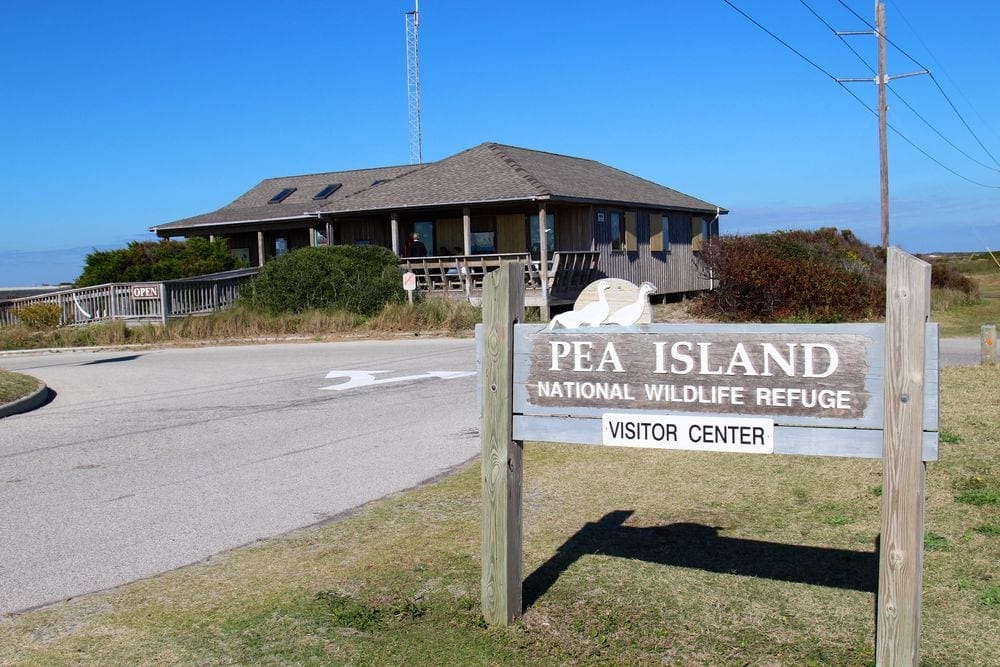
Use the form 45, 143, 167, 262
720, 0, 841, 84
888, 0, 1000, 145
799, 0, 1000, 173
798, 0, 872, 73
835, 0, 1000, 168
721, 0, 1000, 190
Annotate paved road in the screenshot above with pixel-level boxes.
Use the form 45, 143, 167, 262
0, 334, 983, 614
939, 336, 988, 367
0, 339, 479, 614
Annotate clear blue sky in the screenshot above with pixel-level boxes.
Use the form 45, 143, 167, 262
2, 0, 998, 285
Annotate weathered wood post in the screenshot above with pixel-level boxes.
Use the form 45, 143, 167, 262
159, 283, 168, 327
481, 262, 525, 625
982, 324, 997, 366
877, 248, 930, 666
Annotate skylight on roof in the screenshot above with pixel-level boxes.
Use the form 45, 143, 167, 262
371, 179, 386, 187
268, 187, 296, 204
313, 183, 342, 200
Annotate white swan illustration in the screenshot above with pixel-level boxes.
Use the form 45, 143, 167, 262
606, 282, 655, 326
547, 280, 612, 330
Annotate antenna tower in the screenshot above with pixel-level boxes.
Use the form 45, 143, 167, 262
405, 1, 423, 164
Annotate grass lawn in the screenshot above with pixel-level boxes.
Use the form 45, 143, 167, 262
933, 255, 1000, 337
1, 366, 996, 665
0, 369, 41, 404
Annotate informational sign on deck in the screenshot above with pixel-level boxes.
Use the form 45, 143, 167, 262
130, 284, 161, 300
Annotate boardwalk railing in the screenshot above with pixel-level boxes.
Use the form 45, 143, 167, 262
0, 268, 259, 327
399, 251, 599, 302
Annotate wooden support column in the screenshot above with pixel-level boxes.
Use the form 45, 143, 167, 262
481, 262, 525, 626
877, 247, 930, 667
256, 232, 266, 267
391, 212, 400, 255
538, 202, 550, 322
325, 221, 334, 246
159, 283, 168, 327
463, 207, 472, 255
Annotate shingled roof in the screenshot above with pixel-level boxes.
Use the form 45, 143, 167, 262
152, 143, 724, 233
153, 164, 423, 232
317, 143, 724, 215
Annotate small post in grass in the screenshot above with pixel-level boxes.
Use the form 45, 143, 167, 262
982, 324, 996, 366
480, 261, 524, 625
877, 248, 930, 667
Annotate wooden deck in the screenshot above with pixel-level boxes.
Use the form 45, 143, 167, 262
399, 251, 599, 306
0, 269, 259, 327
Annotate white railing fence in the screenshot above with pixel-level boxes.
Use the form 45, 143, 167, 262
0, 268, 259, 328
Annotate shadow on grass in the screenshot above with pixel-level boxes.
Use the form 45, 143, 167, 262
523, 510, 876, 610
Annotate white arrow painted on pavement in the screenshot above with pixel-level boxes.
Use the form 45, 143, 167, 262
320, 370, 476, 391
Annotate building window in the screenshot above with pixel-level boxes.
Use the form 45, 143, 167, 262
275, 237, 289, 257
313, 183, 341, 200
624, 211, 638, 252
268, 187, 296, 204
649, 213, 668, 252
528, 213, 555, 257
609, 212, 623, 251
691, 217, 709, 252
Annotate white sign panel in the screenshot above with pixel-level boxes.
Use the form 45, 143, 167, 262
130, 284, 161, 300
402, 272, 417, 291
602, 413, 774, 454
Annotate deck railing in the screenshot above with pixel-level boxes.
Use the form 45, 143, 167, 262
399, 251, 599, 301
0, 268, 259, 328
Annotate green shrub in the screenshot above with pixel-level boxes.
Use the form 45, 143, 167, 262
77, 238, 246, 286
12, 303, 62, 330
693, 228, 885, 322
929, 260, 980, 297
242, 246, 405, 316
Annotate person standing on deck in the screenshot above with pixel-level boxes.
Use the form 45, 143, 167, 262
409, 233, 427, 257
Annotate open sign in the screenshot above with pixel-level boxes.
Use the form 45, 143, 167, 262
130, 284, 161, 300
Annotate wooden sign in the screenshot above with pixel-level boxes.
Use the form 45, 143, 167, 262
512, 322, 939, 460
479, 251, 937, 666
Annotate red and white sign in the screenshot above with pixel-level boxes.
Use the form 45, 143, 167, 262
402, 272, 417, 291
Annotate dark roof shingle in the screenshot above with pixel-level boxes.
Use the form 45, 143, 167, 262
152, 143, 724, 233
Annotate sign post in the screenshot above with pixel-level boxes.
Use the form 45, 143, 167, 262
478, 250, 938, 664
480, 262, 524, 626
402, 271, 417, 305
877, 248, 931, 666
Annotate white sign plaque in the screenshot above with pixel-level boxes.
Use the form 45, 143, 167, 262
602, 413, 774, 454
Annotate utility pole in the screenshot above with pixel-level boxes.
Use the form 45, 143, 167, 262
836, 1, 927, 249
876, 0, 889, 248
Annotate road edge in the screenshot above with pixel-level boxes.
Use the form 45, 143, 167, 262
0, 381, 50, 419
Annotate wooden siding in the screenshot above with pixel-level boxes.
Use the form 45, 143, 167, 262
436, 218, 464, 253
496, 214, 526, 253
319, 203, 716, 298
591, 207, 713, 296
553, 205, 593, 251
338, 218, 387, 247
